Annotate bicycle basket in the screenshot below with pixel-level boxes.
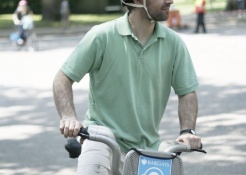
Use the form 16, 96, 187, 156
123, 149, 183, 175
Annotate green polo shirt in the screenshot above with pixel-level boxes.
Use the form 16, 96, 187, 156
61, 13, 199, 153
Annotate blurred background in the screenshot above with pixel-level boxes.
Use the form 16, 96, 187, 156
0, 0, 245, 31
0, 0, 246, 175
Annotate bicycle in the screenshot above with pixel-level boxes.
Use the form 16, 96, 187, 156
9, 14, 38, 51
65, 125, 206, 175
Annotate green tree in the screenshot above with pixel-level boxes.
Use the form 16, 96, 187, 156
0, 0, 41, 14
41, 0, 61, 21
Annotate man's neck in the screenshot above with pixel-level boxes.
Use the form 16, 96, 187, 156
128, 10, 155, 46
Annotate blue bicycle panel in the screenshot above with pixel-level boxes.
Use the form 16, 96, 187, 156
138, 155, 172, 175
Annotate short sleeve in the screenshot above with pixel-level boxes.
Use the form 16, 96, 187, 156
61, 26, 104, 82
171, 39, 199, 95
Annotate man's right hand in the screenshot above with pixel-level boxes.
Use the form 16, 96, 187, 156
59, 117, 83, 138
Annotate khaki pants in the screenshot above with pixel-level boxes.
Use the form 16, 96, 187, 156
76, 139, 170, 175
76, 139, 125, 175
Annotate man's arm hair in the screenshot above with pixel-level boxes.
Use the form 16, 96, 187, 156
178, 91, 198, 130
53, 70, 77, 119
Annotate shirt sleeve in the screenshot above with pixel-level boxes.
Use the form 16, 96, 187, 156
171, 38, 199, 95
61, 26, 104, 82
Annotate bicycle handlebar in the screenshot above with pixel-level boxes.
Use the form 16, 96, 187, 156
65, 125, 122, 175
65, 125, 206, 175
160, 140, 206, 154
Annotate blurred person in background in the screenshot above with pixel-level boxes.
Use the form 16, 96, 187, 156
237, 0, 245, 18
194, 0, 207, 33
12, 0, 33, 45
60, 0, 70, 28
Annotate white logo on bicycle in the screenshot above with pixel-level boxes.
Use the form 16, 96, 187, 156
138, 155, 172, 175
141, 158, 147, 165
142, 167, 164, 175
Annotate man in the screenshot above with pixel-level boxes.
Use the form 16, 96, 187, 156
236, 0, 245, 18
194, 0, 206, 33
60, 0, 70, 28
53, 0, 201, 174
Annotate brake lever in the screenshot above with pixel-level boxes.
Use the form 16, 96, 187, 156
190, 149, 207, 154
192, 142, 207, 154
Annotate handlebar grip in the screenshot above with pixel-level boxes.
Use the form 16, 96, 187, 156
64, 138, 81, 158
78, 127, 89, 139
200, 143, 203, 149
64, 128, 89, 159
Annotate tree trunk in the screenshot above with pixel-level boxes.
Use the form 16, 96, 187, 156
41, 0, 61, 21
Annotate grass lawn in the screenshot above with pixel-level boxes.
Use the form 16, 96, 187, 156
0, 0, 227, 29
0, 13, 123, 29
174, 0, 228, 15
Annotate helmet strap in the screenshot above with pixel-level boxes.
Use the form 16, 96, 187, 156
122, 0, 155, 23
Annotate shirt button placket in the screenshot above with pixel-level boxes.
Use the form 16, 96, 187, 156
138, 48, 145, 60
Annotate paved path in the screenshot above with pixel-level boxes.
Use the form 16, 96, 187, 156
0, 12, 245, 175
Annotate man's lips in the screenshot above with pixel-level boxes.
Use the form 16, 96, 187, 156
162, 7, 170, 11
162, 8, 170, 13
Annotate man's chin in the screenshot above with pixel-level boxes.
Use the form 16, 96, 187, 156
156, 15, 169, 22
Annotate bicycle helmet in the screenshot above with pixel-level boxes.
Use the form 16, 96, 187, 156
19, 0, 28, 6
122, 0, 134, 4
121, 0, 154, 21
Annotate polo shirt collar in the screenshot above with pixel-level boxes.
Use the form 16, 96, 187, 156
117, 13, 166, 39
117, 13, 132, 36
155, 22, 167, 39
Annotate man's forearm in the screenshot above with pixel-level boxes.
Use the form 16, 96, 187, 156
53, 70, 77, 119
178, 91, 198, 130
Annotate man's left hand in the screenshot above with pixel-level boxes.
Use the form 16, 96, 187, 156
176, 133, 201, 149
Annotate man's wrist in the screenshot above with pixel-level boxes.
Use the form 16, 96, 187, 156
180, 129, 196, 135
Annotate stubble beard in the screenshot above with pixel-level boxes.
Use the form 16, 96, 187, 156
152, 11, 169, 21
